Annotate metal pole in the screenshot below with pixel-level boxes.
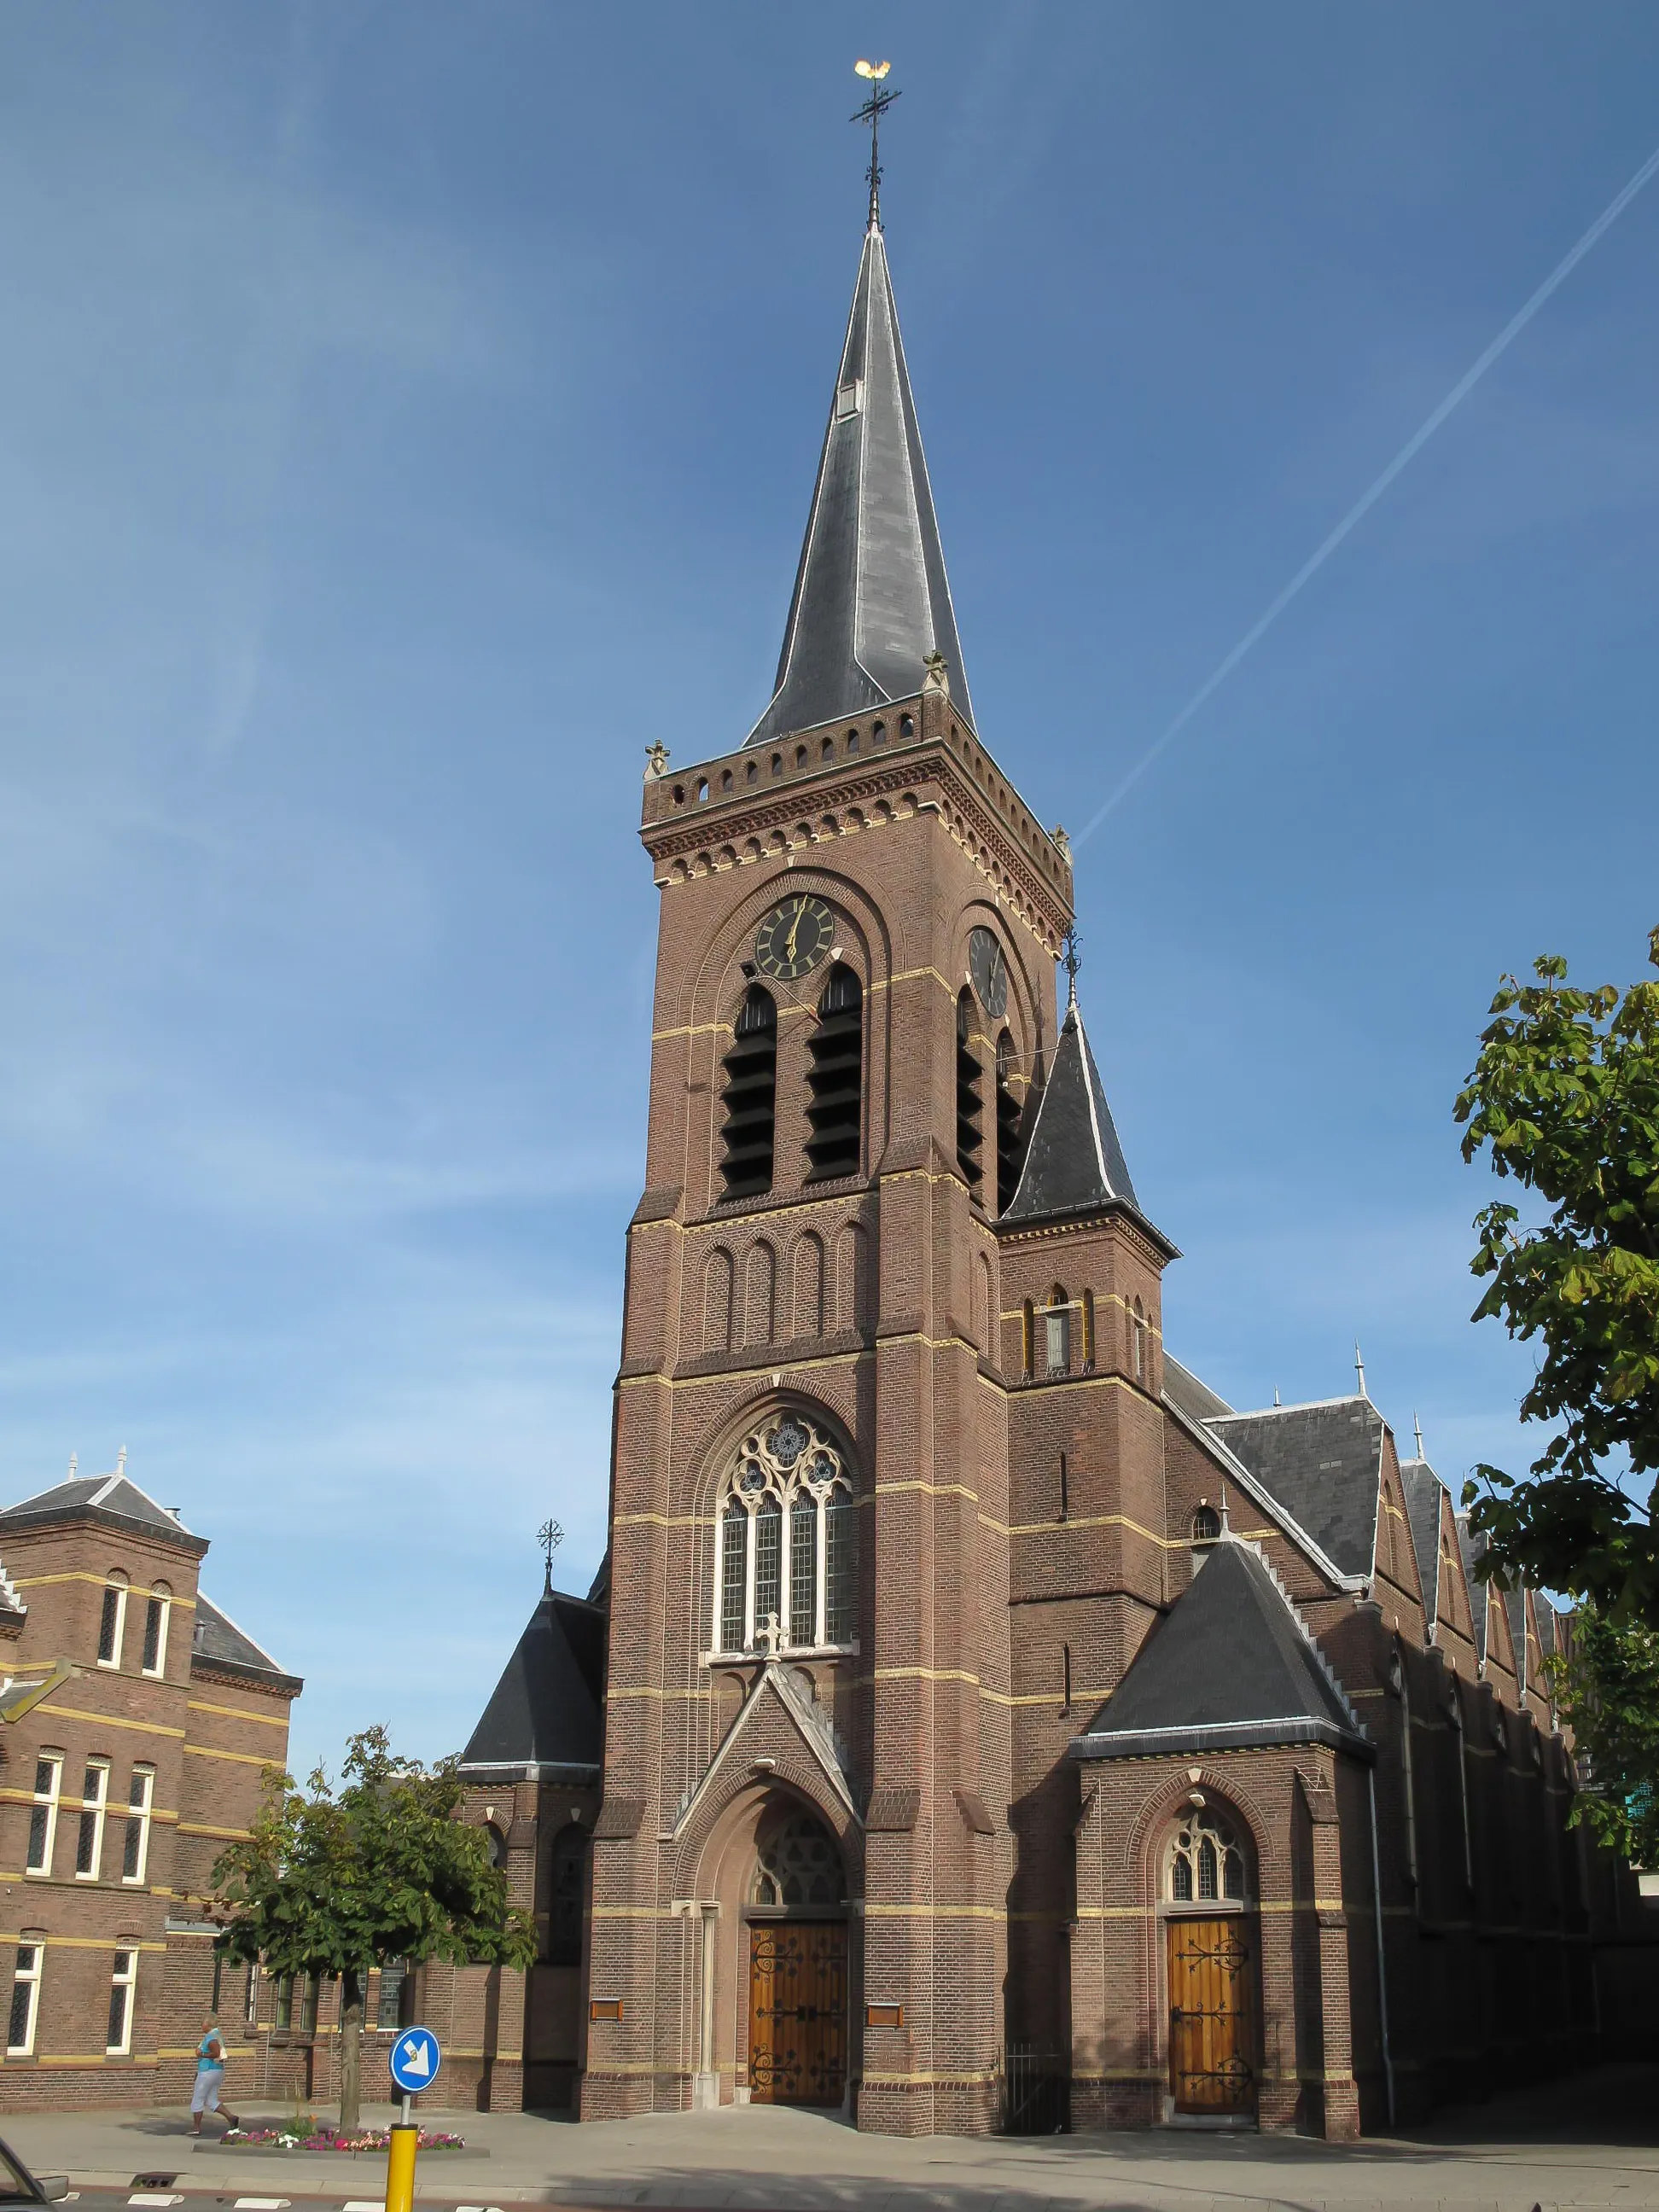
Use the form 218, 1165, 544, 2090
385, 2093, 417, 2212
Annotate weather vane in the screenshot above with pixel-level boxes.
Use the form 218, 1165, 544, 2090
538, 1517, 564, 1594
851, 60, 899, 231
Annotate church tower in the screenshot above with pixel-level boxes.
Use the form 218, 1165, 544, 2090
581, 155, 1107, 2129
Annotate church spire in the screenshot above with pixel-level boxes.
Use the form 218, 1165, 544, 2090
747, 87, 975, 748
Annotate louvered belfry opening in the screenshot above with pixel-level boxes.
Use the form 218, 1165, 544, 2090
719, 984, 778, 1200
994, 1028, 1022, 1214
956, 989, 985, 1198
805, 963, 863, 1183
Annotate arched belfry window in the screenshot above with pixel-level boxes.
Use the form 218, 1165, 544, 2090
955, 991, 985, 1197
1167, 1805, 1249, 1904
719, 985, 777, 1200
1045, 1288, 1071, 1375
713, 1414, 857, 1654
994, 1029, 1022, 1214
805, 964, 863, 1183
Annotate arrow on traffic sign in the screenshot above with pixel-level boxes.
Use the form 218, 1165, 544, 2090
399, 2036, 432, 2078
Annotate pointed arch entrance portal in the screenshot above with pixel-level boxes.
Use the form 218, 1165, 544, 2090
745, 1809, 847, 2107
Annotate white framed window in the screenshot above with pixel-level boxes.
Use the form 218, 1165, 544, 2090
7, 1942, 43, 2057
26, 1755, 63, 1877
97, 1572, 130, 1668
140, 1584, 172, 1678
74, 1758, 111, 1880
243, 1962, 259, 2029
712, 1414, 856, 1655
122, 1767, 154, 1885
1167, 1805, 1249, 1905
106, 1947, 137, 2055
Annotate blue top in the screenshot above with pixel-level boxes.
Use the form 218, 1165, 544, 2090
197, 2032, 225, 2073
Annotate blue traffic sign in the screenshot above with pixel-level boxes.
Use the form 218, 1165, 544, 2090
388, 2026, 442, 2095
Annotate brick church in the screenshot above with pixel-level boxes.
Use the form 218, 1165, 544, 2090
451, 163, 1653, 2138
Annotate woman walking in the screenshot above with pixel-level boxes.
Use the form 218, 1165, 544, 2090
189, 2016, 240, 2135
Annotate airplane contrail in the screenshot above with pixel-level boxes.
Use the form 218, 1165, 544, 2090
1074, 137, 1659, 848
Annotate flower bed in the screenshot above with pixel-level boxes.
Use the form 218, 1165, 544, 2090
221, 2120, 465, 2152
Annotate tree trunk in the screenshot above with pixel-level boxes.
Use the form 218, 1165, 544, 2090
339, 1974, 363, 2136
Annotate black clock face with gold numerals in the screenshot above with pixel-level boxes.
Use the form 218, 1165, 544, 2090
968, 926, 1009, 1019
754, 895, 835, 982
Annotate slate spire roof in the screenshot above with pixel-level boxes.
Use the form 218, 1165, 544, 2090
747, 219, 974, 748
459, 1586, 606, 1780
1003, 996, 1154, 1233
1071, 1535, 1370, 1763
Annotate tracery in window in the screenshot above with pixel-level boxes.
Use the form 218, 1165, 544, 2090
713, 1416, 856, 1654
751, 1811, 843, 1908
1167, 1806, 1248, 1904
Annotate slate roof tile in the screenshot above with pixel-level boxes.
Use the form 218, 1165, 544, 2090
1203, 1398, 1384, 1581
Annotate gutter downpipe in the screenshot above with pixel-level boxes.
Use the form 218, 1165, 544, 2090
1367, 1765, 1397, 2129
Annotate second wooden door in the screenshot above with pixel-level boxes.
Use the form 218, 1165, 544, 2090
1167, 1916, 1256, 2115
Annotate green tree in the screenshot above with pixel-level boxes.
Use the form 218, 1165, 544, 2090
1545, 1604, 1659, 1870
212, 1728, 535, 2133
1454, 927, 1659, 1627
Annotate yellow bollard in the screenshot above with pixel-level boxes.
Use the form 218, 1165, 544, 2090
385, 2118, 417, 2212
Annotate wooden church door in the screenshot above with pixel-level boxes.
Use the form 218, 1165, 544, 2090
748, 1922, 847, 2106
1167, 1917, 1256, 2115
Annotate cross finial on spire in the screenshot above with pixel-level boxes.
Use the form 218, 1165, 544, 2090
538, 1517, 564, 1597
851, 61, 899, 231
1062, 928, 1080, 1010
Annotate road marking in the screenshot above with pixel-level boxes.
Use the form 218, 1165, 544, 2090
233, 2198, 291, 2209
342, 2201, 386, 2209
128, 2197, 183, 2207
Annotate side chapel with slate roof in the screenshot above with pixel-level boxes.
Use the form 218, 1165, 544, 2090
444, 122, 1653, 2138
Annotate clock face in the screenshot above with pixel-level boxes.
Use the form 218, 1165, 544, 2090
754, 895, 835, 982
968, 926, 1009, 1019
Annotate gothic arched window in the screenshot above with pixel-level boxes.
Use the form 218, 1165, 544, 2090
712, 1415, 857, 1654
955, 991, 984, 1198
994, 1028, 1022, 1214
1045, 1288, 1071, 1376
545, 1825, 587, 1965
1132, 1296, 1149, 1384
1167, 1806, 1248, 1904
719, 985, 777, 1201
751, 1812, 843, 1908
805, 964, 863, 1183
1191, 1505, 1221, 1542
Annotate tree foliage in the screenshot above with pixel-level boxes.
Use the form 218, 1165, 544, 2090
212, 1727, 534, 2131
1545, 1605, 1659, 1870
1454, 927, 1659, 1626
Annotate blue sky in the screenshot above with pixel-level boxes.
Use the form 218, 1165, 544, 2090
2, 5, 1656, 1775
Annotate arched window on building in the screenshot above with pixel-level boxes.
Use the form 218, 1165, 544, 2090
1191, 1505, 1221, 1543
1045, 1288, 1071, 1376
546, 1825, 587, 1965
1081, 1289, 1096, 1370
1167, 1805, 1248, 1904
751, 1811, 843, 1909
1022, 1299, 1035, 1379
97, 1572, 129, 1669
712, 1415, 857, 1654
955, 991, 984, 1198
719, 985, 777, 1200
805, 965, 863, 1182
1132, 1297, 1149, 1384
994, 1029, 1022, 1214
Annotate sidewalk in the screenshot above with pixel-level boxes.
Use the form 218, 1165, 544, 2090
1, 2067, 1656, 2211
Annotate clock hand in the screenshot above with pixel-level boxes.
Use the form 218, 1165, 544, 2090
785, 907, 803, 963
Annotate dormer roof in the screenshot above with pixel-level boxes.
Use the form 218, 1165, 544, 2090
0, 1469, 208, 1558
459, 1586, 606, 1781
1071, 1534, 1370, 1764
